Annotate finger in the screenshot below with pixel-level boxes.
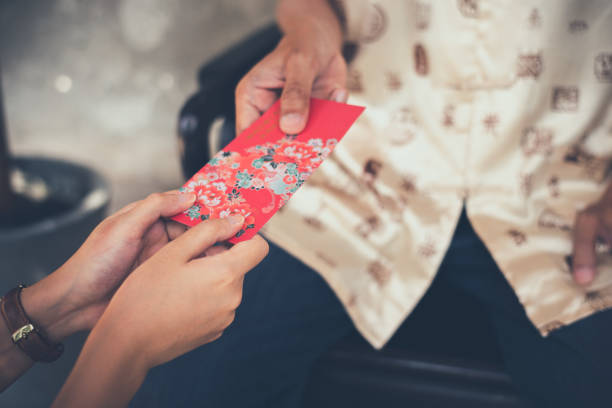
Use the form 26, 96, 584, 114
572, 207, 600, 285
204, 244, 230, 257
164, 220, 188, 241
235, 54, 285, 135
200, 235, 269, 276
169, 216, 245, 261
120, 192, 196, 236
279, 53, 317, 134
112, 201, 140, 218
235, 82, 279, 135
313, 54, 348, 101
329, 87, 349, 103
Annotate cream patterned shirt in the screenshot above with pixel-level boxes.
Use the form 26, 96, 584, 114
262, 0, 612, 348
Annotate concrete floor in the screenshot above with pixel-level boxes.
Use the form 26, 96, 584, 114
0, 0, 275, 406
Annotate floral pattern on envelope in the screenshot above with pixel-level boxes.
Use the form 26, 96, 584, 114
171, 98, 365, 243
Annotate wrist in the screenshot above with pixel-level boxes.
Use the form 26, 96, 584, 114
278, 0, 344, 54
20, 266, 84, 343
52, 310, 149, 408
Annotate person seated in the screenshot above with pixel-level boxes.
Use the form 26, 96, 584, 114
132, 1, 612, 407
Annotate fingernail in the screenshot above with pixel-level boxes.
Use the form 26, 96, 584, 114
227, 215, 244, 226
333, 89, 348, 103
280, 113, 303, 133
179, 192, 196, 203
574, 267, 595, 285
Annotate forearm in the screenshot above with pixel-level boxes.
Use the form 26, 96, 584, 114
277, 0, 344, 53
0, 266, 83, 391
0, 314, 32, 391
52, 310, 148, 408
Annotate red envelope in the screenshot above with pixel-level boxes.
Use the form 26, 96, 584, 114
171, 98, 365, 243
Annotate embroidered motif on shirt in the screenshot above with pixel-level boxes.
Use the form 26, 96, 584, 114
415, 2, 431, 30
356, 215, 381, 238
528, 8, 542, 29
520, 173, 533, 197
507, 229, 527, 246
517, 54, 543, 78
363, 159, 383, 183
346, 294, 358, 308
362, 4, 387, 43
389, 107, 417, 145
521, 127, 554, 156
347, 69, 363, 93
564, 145, 608, 180
548, 175, 560, 198
368, 260, 392, 286
551, 86, 579, 111
594, 53, 612, 82
585, 291, 612, 312
540, 320, 564, 336
418, 239, 437, 258
483, 113, 500, 134
457, 0, 478, 18
442, 104, 455, 127
400, 176, 417, 193
315, 251, 337, 268
414, 44, 429, 76
538, 208, 570, 231
385, 71, 402, 90
303, 216, 325, 231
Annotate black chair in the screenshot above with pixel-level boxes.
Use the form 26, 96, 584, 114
176, 25, 531, 408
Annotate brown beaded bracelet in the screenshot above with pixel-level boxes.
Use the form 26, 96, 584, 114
0, 285, 64, 363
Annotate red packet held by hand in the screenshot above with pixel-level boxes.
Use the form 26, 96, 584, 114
172, 98, 365, 243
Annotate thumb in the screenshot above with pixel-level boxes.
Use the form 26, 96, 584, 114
572, 208, 599, 285
168, 216, 245, 261
121, 192, 196, 236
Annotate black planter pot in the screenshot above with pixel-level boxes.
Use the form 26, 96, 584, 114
0, 156, 109, 407
0, 156, 110, 294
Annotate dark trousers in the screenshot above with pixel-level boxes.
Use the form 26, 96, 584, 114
132, 211, 612, 408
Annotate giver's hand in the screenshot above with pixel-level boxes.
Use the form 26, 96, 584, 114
52, 218, 269, 408
20, 191, 197, 342
572, 183, 612, 285
235, 0, 347, 135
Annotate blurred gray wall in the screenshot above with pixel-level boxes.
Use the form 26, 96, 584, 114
0, 0, 276, 211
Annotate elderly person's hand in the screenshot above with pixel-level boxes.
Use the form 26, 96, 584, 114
572, 183, 612, 285
235, 0, 347, 136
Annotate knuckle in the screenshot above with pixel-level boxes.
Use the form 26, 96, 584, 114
257, 237, 270, 256
208, 331, 223, 343
97, 217, 116, 232
287, 50, 318, 72
283, 84, 308, 102
222, 311, 236, 329
215, 263, 233, 279
235, 77, 248, 98
145, 192, 164, 206
228, 289, 244, 310
205, 218, 227, 235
